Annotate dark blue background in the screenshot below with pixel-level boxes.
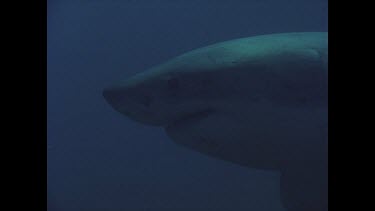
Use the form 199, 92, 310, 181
47, 0, 327, 210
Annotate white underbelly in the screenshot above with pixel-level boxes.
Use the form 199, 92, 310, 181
165, 101, 327, 170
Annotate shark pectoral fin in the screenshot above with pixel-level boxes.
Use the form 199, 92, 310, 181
280, 159, 328, 211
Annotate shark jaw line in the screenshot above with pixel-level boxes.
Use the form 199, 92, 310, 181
166, 108, 216, 129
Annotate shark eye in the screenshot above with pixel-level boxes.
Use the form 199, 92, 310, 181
167, 77, 180, 90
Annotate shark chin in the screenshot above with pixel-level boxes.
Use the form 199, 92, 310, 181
164, 110, 228, 158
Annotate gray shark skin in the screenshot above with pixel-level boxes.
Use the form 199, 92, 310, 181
103, 32, 328, 211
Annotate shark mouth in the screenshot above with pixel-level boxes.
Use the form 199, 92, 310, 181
167, 108, 216, 129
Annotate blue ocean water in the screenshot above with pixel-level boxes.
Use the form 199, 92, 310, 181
47, 0, 327, 210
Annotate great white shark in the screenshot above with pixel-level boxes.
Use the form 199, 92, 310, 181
103, 32, 328, 211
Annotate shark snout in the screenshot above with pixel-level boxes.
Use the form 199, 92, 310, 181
103, 85, 158, 123
103, 86, 153, 108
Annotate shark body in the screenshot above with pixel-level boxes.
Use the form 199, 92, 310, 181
103, 32, 328, 211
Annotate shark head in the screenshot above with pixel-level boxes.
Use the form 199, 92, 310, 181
103, 32, 328, 170
103, 67, 220, 127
